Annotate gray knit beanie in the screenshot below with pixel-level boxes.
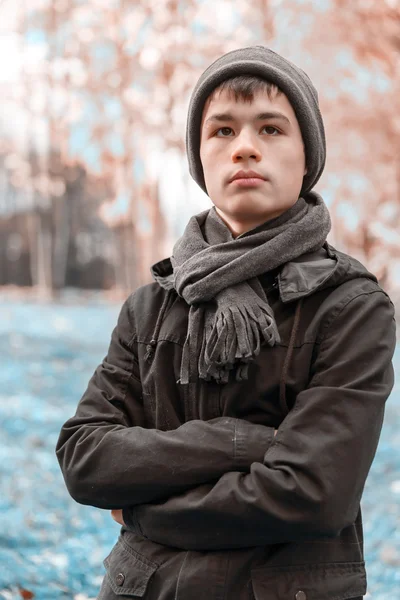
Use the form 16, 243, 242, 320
186, 45, 326, 196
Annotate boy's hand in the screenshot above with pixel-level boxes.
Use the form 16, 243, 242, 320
111, 509, 126, 526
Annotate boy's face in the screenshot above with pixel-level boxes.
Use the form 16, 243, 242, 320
199, 87, 308, 237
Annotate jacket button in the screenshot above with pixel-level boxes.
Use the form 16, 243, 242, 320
295, 592, 307, 600
115, 573, 125, 586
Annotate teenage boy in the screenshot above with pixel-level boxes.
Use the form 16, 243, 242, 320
56, 46, 396, 600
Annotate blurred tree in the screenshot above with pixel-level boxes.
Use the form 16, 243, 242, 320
1, 0, 275, 294
330, 0, 400, 290
301, 0, 400, 291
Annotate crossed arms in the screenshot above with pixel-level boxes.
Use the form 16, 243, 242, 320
55, 286, 396, 550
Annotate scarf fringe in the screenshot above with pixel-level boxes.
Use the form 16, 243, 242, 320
179, 300, 281, 385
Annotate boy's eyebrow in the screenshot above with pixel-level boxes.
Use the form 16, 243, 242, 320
204, 111, 291, 127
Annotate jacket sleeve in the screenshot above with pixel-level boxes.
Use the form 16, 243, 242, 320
55, 293, 274, 510
124, 288, 396, 549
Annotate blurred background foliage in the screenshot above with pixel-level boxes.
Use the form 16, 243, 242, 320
0, 0, 400, 302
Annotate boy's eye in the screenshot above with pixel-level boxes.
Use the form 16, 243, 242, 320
262, 126, 280, 135
215, 125, 280, 137
215, 127, 233, 136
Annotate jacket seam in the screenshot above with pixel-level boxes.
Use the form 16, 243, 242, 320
120, 535, 159, 569
174, 552, 189, 600
233, 421, 238, 461
251, 560, 365, 574
135, 337, 185, 348
126, 292, 139, 347
134, 338, 317, 349
118, 368, 141, 428
110, 336, 141, 399
122, 339, 141, 388
122, 337, 141, 388
316, 289, 389, 344
265, 395, 303, 456
123, 294, 142, 378
276, 340, 315, 349
123, 370, 141, 392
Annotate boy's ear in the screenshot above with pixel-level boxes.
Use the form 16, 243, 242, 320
304, 165, 308, 175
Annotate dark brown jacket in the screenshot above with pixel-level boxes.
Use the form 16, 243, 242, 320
56, 242, 396, 600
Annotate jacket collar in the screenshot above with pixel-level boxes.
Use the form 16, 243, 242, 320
277, 242, 341, 302
150, 242, 377, 303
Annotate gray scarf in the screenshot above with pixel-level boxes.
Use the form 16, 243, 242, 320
171, 191, 331, 385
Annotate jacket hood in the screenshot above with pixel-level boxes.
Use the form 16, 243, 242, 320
150, 242, 378, 303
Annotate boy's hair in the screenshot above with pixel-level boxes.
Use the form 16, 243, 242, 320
207, 75, 282, 104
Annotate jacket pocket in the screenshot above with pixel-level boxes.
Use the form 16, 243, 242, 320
103, 537, 159, 597
251, 561, 366, 600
